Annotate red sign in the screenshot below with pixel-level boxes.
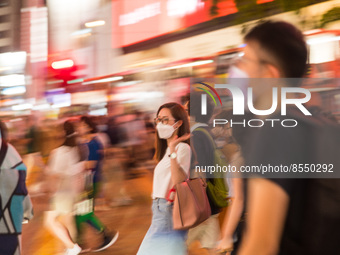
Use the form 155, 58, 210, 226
112, 0, 271, 48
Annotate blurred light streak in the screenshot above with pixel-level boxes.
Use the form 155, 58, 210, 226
46, 88, 65, 93
0, 52, 27, 68
0, 67, 12, 72
0, 74, 26, 87
115, 81, 142, 87
111, 91, 164, 101
32, 104, 50, 110
11, 103, 32, 111
85, 20, 105, 28
127, 59, 165, 68
9, 118, 23, 122
67, 78, 84, 84
2, 86, 26, 95
71, 28, 92, 36
307, 36, 340, 45
51, 59, 74, 69
47, 80, 64, 85
1, 99, 25, 106
83, 76, 123, 85
161, 60, 213, 70
303, 29, 322, 35
89, 108, 108, 116
52, 102, 71, 109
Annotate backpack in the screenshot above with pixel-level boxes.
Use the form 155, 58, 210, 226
290, 108, 340, 254
195, 127, 229, 208
0, 140, 31, 234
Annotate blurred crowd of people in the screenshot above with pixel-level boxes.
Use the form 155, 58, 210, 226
136, 20, 340, 255
0, 109, 158, 254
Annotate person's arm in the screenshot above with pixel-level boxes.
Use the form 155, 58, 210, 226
86, 160, 97, 170
218, 178, 244, 252
86, 139, 101, 170
169, 134, 191, 185
46, 149, 64, 193
238, 178, 289, 255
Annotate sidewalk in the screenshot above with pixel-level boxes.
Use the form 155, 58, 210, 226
22, 170, 153, 255
22, 165, 211, 255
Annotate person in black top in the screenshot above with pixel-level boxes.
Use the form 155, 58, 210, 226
234, 21, 340, 255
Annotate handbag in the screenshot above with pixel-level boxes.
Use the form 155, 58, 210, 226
74, 170, 95, 216
172, 178, 211, 230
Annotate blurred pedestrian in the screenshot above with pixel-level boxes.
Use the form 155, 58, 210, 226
77, 116, 104, 198
104, 115, 132, 207
120, 111, 147, 177
108, 112, 146, 206
44, 121, 85, 255
23, 115, 45, 182
24, 115, 40, 155
94, 116, 111, 150
144, 113, 156, 161
137, 102, 191, 255
186, 92, 224, 255
0, 121, 33, 255
76, 116, 119, 252
214, 111, 245, 255
232, 20, 340, 255
106, 116, 121, 146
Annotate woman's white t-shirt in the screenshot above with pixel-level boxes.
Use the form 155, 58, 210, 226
152, 142, 191, 199
48, 145, 85, 195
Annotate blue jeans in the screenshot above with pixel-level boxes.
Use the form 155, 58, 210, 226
137, 198, 187, 255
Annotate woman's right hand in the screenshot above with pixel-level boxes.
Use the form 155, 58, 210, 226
216, 236, 234, 255
168, 133, 191, 153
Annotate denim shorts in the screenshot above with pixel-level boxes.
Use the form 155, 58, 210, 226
137, 198, 187, 255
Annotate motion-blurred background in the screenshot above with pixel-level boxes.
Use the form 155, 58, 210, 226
0, 0, 339, 254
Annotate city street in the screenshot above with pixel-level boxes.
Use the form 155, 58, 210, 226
22, 165, 154, 255
21, 162, 209, 255
0, 1, 339, 255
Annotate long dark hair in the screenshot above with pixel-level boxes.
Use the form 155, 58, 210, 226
81, 116, 97, 134
154, 102, 190, 161
63, 121, 77, 147
0, 120, 8, 141
63, 120, 86, 161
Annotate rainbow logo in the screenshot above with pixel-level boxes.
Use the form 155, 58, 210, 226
193, 82, 222, 106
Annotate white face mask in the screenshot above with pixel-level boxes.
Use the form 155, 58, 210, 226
156, 122, 178, 139
228, 65, 249, 79
228, 65, 251, 103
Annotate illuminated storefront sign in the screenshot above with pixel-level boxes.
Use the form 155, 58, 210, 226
112, 0, 271, 48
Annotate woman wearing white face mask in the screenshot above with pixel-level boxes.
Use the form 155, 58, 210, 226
137, 102, 191, 255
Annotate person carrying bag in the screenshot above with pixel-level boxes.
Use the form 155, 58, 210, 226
137, 102, 194, 255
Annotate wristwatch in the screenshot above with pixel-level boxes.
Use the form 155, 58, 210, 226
169, 152, 177, 159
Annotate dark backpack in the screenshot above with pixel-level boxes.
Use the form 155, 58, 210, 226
282, 108, 340, 254
195, 128, 229, 209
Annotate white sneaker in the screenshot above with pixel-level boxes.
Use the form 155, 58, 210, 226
92, 231, 119, 252
65, 244, 82, 255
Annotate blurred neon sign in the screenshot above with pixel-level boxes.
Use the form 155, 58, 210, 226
119, 2, 161, 26
112, 0, 238, 48
112, 0, 272, 48
167, 0, 205, 17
